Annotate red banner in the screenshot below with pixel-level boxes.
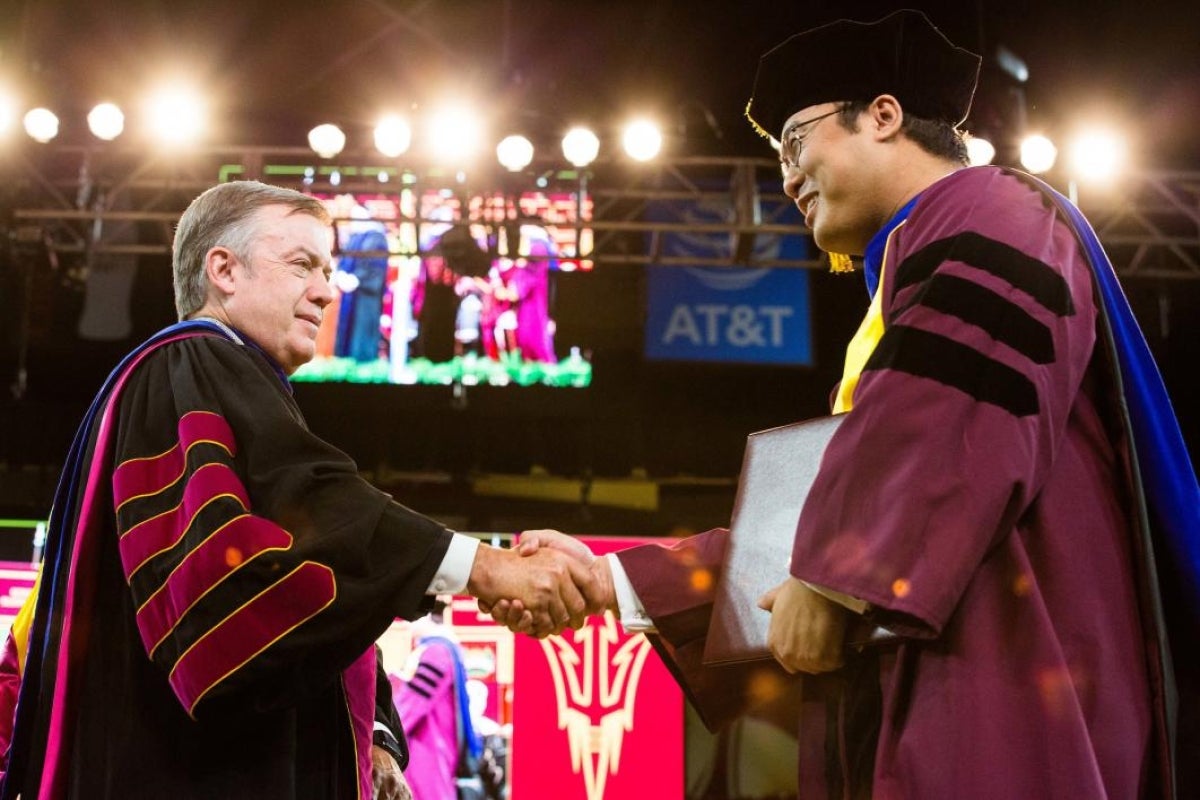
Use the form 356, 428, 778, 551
509, 536, 684, 800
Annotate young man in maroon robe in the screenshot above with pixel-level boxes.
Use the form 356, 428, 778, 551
492, 10, 1197, 799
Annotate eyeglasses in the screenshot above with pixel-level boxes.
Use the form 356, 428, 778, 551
778, 106, 845, 174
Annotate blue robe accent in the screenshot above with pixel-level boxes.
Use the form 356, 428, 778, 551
335, 230, 389, 362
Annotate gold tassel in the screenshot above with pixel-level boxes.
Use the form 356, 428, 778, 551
828, 252, 854, 273
744, 100, 772, 140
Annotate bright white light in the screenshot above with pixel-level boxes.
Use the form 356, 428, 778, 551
496, 134, 534, 171
965, 135, 995, 166
1069, 129, 1126, 183
561, 127, 600, 168
308, 123, 346, 158
374, 114, 412, 157
622, 119, 662, 161
426, 105, 484, 163
87, 102, 125, 141
145, 86, 205, 144
1019, 134, 1058, 174
23, 107, 59, 143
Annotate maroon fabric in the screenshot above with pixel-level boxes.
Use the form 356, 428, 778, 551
117, 463, 250, 577
790, 168, 1162, 799
135, 516, 293, 658
12, 333, 452, 799
343, 648, 378, 800
619, 168, 1169, 799
111, 410, 235, 503
614, 530, 802, 733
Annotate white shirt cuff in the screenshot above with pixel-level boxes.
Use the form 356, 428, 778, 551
427, 533, 479, 595
606, 553, 656, 633
799, 580, 870, 615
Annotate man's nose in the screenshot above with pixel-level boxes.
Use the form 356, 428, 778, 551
782, 167, 806, 201
311, 271, 334, 306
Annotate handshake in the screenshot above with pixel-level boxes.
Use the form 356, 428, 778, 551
466, 530, 615, 638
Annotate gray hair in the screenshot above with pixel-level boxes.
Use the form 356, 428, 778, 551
172, 181, 331, 319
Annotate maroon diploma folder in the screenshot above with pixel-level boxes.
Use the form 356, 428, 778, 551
702, 414, 847, 665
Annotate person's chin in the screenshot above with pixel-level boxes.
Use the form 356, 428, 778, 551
812, 228, 842, 254
284, 338, 316, 370
813, 223, 859, 257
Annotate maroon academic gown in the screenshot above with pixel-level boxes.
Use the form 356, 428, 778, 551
9, 330, 452, 799
616, 168, 1168, 799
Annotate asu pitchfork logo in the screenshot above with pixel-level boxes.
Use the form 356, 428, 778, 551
540, 612, 653, 800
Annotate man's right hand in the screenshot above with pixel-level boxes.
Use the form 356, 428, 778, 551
481, 530, 617, 635
466, 541, 595, 638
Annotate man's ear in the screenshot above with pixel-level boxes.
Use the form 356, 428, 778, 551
867, 95, 904, 142
205, 246, 239, 296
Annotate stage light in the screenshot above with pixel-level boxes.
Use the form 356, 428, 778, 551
427, 105, 484, 163
561, 127, 599, 168
145, 85, 205, 144
374, 114, 412, 157
87, 102, 125, 141
496, 134, 534, 172
23, 107, 59, 143
622, 119, 662, 161
308, 123, 346, 158
965, 135, 995, 166
1019, 134, 1057, 174
1069, 128, 1125, 183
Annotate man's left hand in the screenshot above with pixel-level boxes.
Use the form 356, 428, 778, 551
758, 577, 849, 674
371, 744, 412, 800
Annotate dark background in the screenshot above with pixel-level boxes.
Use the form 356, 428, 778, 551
1, 0, 1198, 552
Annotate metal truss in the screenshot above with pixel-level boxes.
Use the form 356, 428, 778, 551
2, 143, 1198, 278
1076, 170, 1200, 280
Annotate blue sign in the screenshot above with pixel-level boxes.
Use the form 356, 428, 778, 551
645, 266, 812, 365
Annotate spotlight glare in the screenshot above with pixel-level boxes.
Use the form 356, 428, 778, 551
496, 134, 534, 172
622, 119, 662, 161
87, 102, 125, 141
23, 107, 59, 143
1069, 129, 1125, 183
308, 123, 346, 159
145, 85, 205, 144
561, 127, 599, 168
965, 135, 995, 166
374, 114, 412, 157
427, 105, 484, 164
1019, 134, 1057, 174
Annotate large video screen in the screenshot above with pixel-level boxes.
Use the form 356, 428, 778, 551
291, 188, 593, 388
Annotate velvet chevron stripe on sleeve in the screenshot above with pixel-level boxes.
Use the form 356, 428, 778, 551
167, 561, 336, 716
863, 229, 1082, 417
112, 405, 337, 714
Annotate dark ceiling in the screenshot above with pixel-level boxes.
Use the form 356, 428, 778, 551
1, 0, 1198, 534
5, 0, 1200, 165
